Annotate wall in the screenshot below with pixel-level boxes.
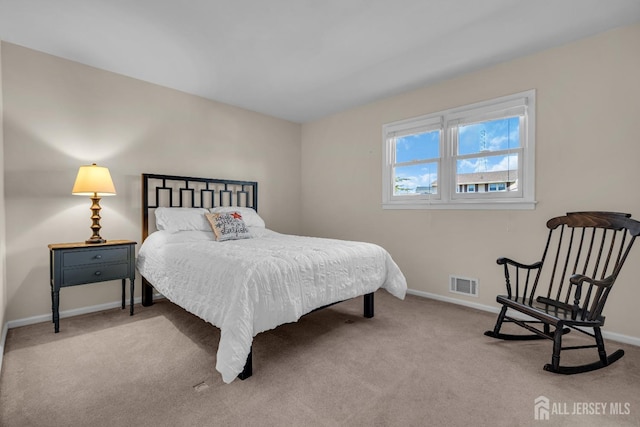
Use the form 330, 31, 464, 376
0, 42, 6, 341
300, 24, 640, 339
2, 42, 301, 322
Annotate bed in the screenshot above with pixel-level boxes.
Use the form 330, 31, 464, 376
136, 173, 407, 383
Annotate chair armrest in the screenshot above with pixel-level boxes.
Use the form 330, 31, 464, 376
569, 273, 615, 289
497, 257, 543, 270
497, 257, 543, 299
566, 274, 616, 320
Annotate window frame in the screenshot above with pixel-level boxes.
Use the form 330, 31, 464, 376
382, 90, 536, 210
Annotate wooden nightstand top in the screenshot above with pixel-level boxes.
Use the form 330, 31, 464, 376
48, 240, 137, 250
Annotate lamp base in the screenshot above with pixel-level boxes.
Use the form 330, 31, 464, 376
85, 237, 107, 244
85, 194, 106, 244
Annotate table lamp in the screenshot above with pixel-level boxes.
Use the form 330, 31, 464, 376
72, 163, 116, 244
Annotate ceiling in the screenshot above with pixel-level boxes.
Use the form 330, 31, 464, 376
1, 1, 639, 123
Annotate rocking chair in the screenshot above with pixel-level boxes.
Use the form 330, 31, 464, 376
485, 211, 640, 374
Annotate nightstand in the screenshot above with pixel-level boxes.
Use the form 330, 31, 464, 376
48, 240, 136, 333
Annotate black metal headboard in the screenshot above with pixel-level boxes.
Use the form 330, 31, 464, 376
141, 173, 258, 242
140, 173, 258, 305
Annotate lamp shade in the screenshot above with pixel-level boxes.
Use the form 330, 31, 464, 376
72, 163, 116, 196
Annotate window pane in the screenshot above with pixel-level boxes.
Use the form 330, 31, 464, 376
455, 154, 518, 193
458, 117, 519, 156
456, 153, 518, 174
395, 130, 440, 163
393, 163, 438, 195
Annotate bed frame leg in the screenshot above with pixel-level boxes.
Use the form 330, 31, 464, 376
238, 347, 253, 380
141, 278, 154, 307
364, 292, 374, 318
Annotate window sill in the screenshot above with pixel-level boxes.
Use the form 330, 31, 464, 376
382, 200, 537, 210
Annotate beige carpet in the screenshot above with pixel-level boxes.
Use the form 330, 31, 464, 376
1, 292, 639, 427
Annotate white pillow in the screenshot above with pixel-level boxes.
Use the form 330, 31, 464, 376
155, 207, 210, 233
209, 206, 265, 228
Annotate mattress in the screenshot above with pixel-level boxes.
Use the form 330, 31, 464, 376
136, 228, 407, 383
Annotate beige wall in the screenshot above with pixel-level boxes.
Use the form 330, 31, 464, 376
301, 24, 640, 339
1, 42, 301, 322
0, 42, 6, 334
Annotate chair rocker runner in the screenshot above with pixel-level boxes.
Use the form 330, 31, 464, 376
485, 211, 640, 374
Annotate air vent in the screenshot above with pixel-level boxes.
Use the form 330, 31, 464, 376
450, 275, 478, 297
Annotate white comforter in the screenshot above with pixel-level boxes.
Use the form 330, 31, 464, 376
136, 228, 407, 383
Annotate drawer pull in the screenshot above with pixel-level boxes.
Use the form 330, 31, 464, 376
95, 271, 102, 276
95, 255, 102, 260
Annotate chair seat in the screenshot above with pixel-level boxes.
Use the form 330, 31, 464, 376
496, 295, 601, 327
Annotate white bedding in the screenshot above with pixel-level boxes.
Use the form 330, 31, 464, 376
136, 228, 407, 383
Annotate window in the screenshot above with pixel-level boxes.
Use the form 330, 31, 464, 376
382, 90, 535, 210
489, 183, 507, 192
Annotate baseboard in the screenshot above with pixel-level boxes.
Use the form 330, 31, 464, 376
5, 293, 165, 330
407, 288, 501, 314
0, 321, 8, 376
599, 330, 640, 348
406, 288, 640, 347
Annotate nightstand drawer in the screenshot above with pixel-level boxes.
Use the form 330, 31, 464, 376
62, 247, 129, 267
62, 263, 130, 286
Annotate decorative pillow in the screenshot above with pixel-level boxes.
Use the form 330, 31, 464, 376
155, 207, 210, 233
209, 206, 266, 228
205, 212, 252, 241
